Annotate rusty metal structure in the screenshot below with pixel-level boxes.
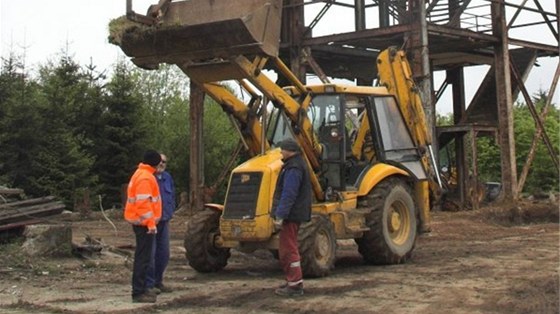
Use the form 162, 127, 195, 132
270, 0, 558, 210
126, 0, 558, 211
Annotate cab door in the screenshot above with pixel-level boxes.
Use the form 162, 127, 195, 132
368, 96, 427, 181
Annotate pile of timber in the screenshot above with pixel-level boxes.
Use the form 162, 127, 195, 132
0, 188, 65, 231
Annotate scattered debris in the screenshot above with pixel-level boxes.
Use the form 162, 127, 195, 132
72, 234, 132, 260
482, 198, 559, 225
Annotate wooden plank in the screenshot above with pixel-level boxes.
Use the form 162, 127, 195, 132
0, 219, 41, 231
0, 203, 65, 226
0, 201, 65, 217
0, 188, 24, 195
0, 196, 56, 210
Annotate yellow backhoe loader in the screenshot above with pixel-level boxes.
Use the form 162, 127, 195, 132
111, 0, 442, 277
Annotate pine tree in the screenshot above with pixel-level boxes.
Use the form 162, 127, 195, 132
32, 55, 97, 203
95, 60, 149, 207
0, 53, 44, 193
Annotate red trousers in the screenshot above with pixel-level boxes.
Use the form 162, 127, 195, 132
279, 221, 303, 286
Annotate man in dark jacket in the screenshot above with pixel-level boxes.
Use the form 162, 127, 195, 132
271, 138, 312, 297
146, 153, 176, 294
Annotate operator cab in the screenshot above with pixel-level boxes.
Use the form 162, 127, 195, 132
267, 91, 427, 200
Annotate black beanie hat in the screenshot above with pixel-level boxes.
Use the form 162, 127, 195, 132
143, 150, 162, 167
279, 138, 300, 152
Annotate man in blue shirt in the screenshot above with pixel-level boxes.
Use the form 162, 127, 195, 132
147, 153, 176, 294
271, 139, 312, 297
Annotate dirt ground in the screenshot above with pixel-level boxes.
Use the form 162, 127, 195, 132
0, 199, 558, 314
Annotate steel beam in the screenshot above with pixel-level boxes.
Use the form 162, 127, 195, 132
407, 0, 436, 162
189, 83, 205, 214
283, 0, 306, 82
470, 129, 479, 210
355, 0, 366, 31
449, 67, 468, 209
491, 0, 518, 201
301, 24, 413, 46
510, 61, 559, 172
517, 62, 560, 193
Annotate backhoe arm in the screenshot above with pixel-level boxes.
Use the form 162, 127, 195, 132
377, 48, 431, 148
377, 47, 442, 212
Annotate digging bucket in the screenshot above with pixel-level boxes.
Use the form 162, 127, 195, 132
118, 0, 283, 66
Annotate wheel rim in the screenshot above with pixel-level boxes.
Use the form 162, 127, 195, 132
387, 200, 410, 245
205, 225, 223, 257
315, 229, 332, 265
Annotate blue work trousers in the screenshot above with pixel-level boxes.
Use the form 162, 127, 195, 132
146, 220, 170, 288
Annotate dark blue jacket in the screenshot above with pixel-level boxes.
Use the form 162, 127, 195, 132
156, 171, 176, 221
271, 153, 312, 222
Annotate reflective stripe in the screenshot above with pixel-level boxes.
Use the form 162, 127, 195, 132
136, 194, 152, 200
127, 212, 154, 225
140, 211, 154, 219
125, 218, 141, 225
289, 261, 301, 268
288, 280, 303, 286
130, 195, 159, 203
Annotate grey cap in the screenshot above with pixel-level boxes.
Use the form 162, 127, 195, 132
279, 138, 300, 152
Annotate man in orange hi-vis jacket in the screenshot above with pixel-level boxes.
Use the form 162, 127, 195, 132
124, 150, 163, 303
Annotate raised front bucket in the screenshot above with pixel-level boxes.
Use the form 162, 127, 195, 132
116, 0, 282, 66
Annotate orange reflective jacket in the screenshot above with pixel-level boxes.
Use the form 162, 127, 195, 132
124, 163, 162, 229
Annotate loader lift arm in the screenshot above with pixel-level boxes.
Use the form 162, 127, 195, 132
179, 54, 325, 201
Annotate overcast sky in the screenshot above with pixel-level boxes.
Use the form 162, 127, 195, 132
1, 0, 558, 114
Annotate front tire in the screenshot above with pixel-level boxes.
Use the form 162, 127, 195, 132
356, 177, 417, 264
184, 209, 231, 272
298, 215, 337, 277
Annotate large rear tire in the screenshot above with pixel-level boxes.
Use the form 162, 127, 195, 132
298, 215, 336, 277
356, 177, 417, 264
184, 209, 231, 272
